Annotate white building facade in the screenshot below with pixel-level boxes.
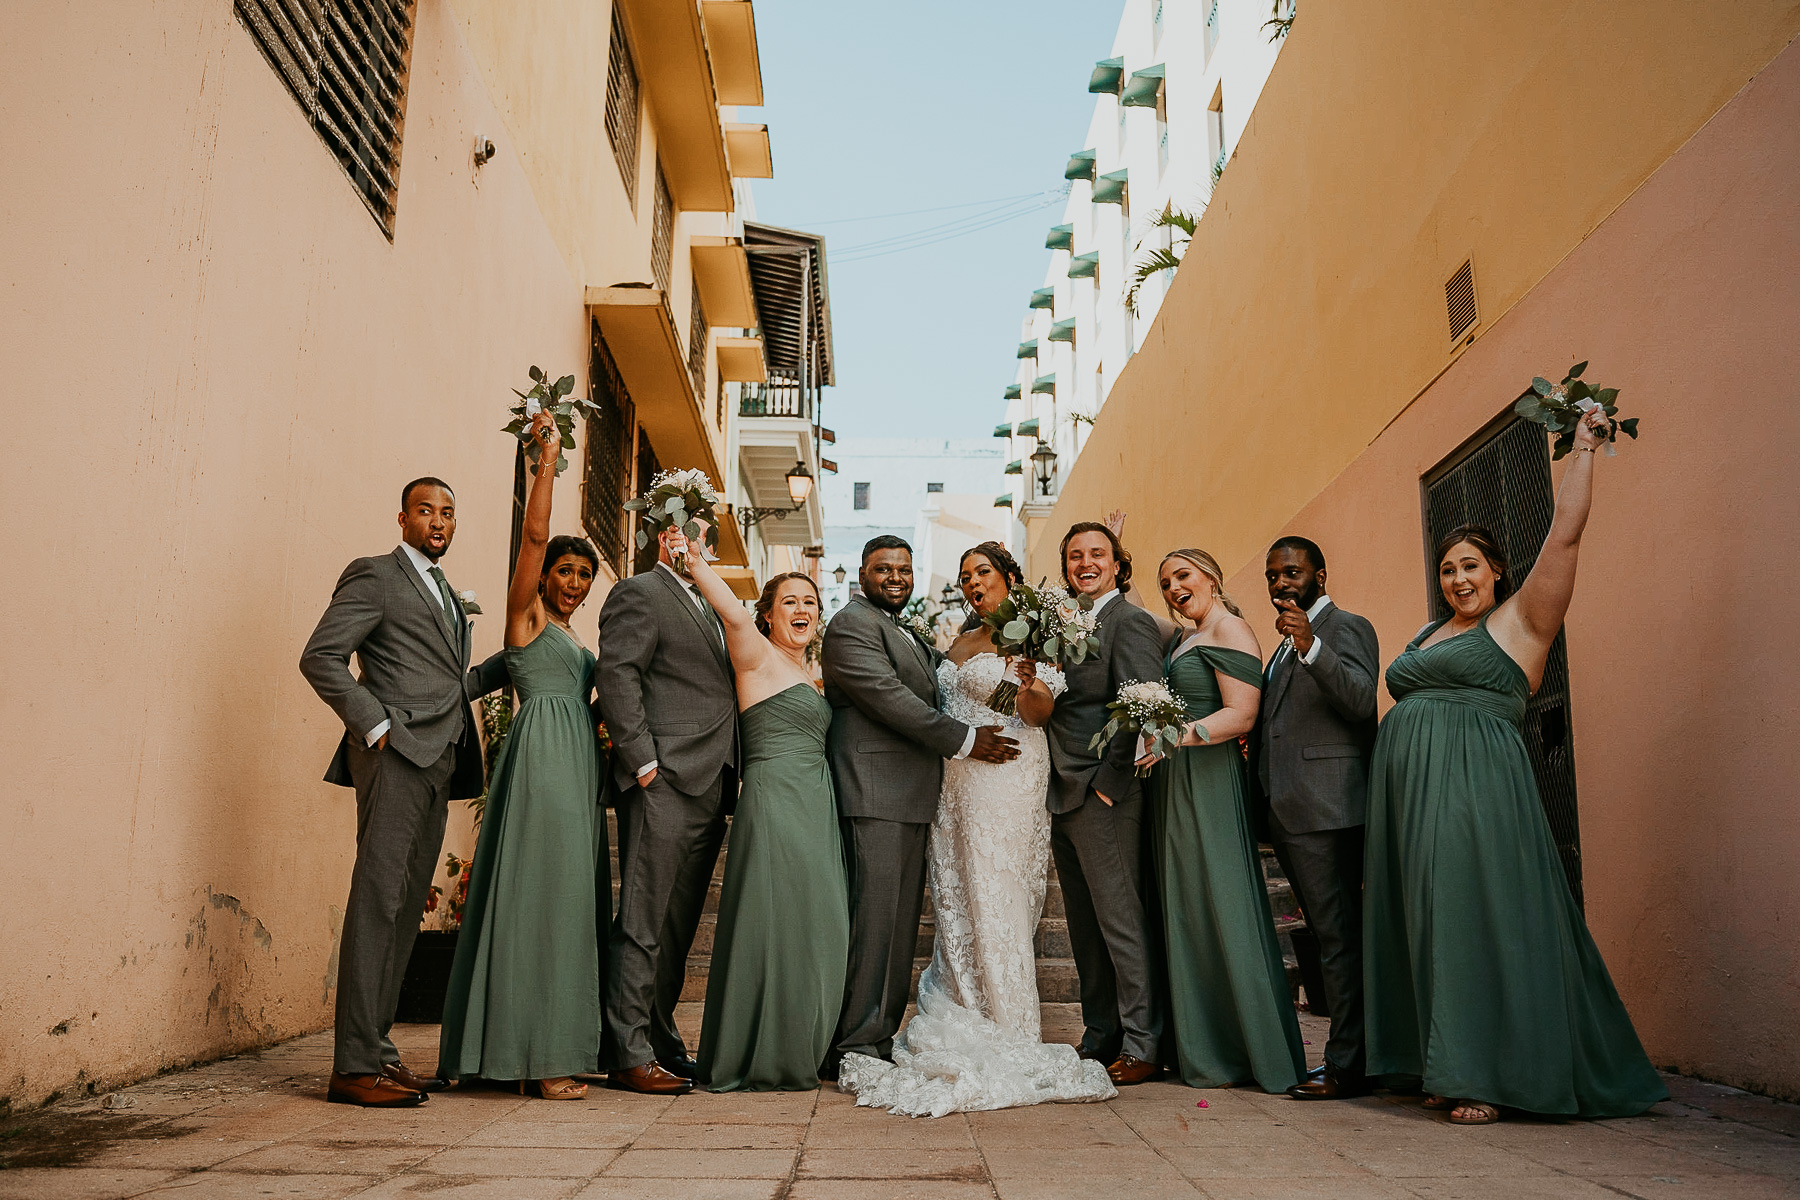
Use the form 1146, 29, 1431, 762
996, 0, 1287, 567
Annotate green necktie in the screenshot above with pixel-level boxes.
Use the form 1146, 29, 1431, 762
428, 565, 460, 634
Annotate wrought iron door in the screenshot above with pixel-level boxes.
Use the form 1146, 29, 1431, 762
1422, 415, 1583, 907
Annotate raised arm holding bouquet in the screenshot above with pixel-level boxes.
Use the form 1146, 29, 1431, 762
624, 469, 723, 571
979, 581, 1102, 715
1513, 361, 1640, 459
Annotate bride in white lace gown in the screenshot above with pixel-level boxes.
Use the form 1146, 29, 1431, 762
840, 544, 1116, 1117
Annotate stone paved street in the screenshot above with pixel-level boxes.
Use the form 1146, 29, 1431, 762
4, 1007, 1799, 1199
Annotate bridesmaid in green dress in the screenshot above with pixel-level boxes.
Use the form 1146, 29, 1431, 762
677, 536, 849, 1091
438, 412, 608, 1100
1145, 550, 1306, 1093
1365, 407, 1665, 1124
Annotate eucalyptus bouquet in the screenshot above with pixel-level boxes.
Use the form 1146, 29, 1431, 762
623, 468, 722, 571
502, 366, 598, 476
980, 580, 1102, 715
1088, 679, 1191, 777
1513, 361, 1640, 460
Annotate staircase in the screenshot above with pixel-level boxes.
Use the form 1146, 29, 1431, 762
606, 812, 1308, 1008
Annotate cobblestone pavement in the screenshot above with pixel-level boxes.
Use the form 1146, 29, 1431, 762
5, 1007, 1798, 1199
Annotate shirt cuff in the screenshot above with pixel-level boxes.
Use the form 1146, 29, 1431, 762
1298, 636, 1323, 666
952, 726, 978, 761
635, 759, 659, 780
365, 719, 391, 747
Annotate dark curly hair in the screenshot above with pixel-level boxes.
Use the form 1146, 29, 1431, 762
1434, 524, 1510, 604
542, 534, 600, 578
753, 571, 822, 636
957, 541, 1024, 632
1058, 521, 1133, 593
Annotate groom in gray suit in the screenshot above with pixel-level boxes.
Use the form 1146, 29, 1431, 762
1046, 521, 1168, 1086
822, 536, 1018, 1076
594, 517, 739, 1095
300, 477, 510, 1107
1255, 535, 1379, 1100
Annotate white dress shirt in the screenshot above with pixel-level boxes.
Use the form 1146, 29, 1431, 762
366, 542, 454, 747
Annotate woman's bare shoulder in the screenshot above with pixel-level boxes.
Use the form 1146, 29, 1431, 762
1216, 612, 1263, 657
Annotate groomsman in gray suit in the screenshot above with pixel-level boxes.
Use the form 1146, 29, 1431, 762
1255, 535, 1379, 1100
300, 477, 510, 1107
595, 516, 739, 1095
822, 536, 1018, 1076
1047, 522, 1168, 1086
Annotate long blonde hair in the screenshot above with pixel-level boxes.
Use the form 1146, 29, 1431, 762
1160, 549, 1243, 620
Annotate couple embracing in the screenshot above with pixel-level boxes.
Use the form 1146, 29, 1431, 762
829, 524, 1163, 1117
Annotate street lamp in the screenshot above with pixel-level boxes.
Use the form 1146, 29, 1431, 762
739, 460, 816, 532
832, 563, 847, 585
939, 582, 957, 607
1031, 438, 1059, 497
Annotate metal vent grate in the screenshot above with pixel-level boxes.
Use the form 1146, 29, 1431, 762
582, 324, 635, 577
604, 8, 640, 209
236, 0, 417, 238
1445, 258, 1478, 342
1423, 416, 1582, 906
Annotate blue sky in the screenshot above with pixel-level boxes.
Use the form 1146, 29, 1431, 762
746, 0, 1119, 440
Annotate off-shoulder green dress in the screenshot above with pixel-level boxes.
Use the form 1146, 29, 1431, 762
437, 624, 608, 1081
1152, 640, 1306, 1093
698, 683, 849, 1091
1363, 616, 1666, 1117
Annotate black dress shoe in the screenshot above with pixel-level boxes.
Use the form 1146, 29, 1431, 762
656, 1054, 699, 1081
1287, 1068, 1371, 1100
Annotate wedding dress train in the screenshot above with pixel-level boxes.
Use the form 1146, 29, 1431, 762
839, 654, 1117, 1117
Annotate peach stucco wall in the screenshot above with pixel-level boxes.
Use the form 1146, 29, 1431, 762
0, 2, 594, 1105
1040, 5, 1800, 1095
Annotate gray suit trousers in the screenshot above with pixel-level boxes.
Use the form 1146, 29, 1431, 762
1269, 809, 1366, 1078
1050, 793, 1162, 1063
335, 740, 456, 1075
605, 771, 727, 1069
832, 816, 931, 1064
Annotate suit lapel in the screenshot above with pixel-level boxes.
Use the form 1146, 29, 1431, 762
655, 565, 730, 675
394, 548, 460, 659
1268, 601, 1335, 717
859, 597, 935, 697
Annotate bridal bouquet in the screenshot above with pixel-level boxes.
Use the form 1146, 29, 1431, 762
980, 581, 1102, 715
1088, 679, 1191, 776
623, 468, 722, 570
1513, 361, 1640, 460
501, 366, 598, 477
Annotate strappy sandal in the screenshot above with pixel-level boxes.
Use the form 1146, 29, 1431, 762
1422, 1094, 1455, 1110
521, 1077, 588, 1100
1448, 1100, 1501, 1125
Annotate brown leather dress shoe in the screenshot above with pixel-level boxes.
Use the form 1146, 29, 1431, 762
608, 1061, 695, 1095
1287, 1069, 1371, 1100
328, 1072, 427, 1107
656, 1054, 699, 1081
383, 1061, 449, 1093
1106, 1055, 1163, 1086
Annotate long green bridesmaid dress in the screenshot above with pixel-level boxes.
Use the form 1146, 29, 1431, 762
698, 683, 849, 1091
1364, 615, 1666, 1117
1153, 640, 1306, 1093
437, 624, 609, 1081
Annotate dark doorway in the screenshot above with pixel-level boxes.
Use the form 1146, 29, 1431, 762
1422, 414, 1583, 908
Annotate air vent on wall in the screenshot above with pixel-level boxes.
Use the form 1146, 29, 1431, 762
1445, 259, 1478, 343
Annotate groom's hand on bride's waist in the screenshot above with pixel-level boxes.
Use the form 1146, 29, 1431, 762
969, 726, 1021, 764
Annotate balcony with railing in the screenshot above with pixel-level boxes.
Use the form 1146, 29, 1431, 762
739, 369, 816, 422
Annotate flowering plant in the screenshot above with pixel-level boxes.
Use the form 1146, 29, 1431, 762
1513, 361, 1640, 460
623, 468, 722, 571
1088, 679, 1190, 776
980, 580, 1102, 715
501, 366, 599, 477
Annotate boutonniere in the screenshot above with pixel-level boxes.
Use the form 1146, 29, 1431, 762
901, 612, 935, 645
458, 590, 483, 615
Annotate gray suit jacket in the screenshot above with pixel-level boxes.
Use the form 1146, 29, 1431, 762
300, 546, 509, 801
822, 594, 970, 825
1047, 592, 1165, 815
1252, 600, 1379, 835
594, 565, 739, 795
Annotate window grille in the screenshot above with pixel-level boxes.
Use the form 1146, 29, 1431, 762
1424, 415, 1582, 905
235, 0, 417, 237
605, 7, 640, 208
632, 429, 662, 576
926, 482, 944, 493
688, 287, 709, 400
651, 164, 674, 293
582, 324, 635, 577
853, 482, 870, 511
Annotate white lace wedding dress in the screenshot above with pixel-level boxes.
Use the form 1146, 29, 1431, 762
838, 654, 1117, 1117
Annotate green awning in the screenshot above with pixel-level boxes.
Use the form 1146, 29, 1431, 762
993, 422, 1013, 438
1004, 460, 1023, 475
1068, 251, 1100, 279
1121, 64, 1166, 108
1064, 149, 1096, 182
1003, 383, 1022, 400
1031, 374, 1056, 395
994, 493, 1014, 508
1016, 417, 1041, 437
1017, 339, 1038, 360
1029, 287, 1056, 310
1045, 224, 1074, 251
1093, 169, 1128, 205
1048, 317, 1076, 344
1088, 56, 1124, 95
